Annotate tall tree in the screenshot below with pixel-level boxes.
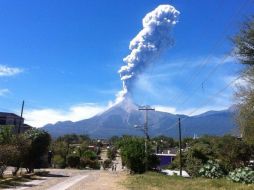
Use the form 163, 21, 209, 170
234, 17, 254, 65
234, 17, 254, 145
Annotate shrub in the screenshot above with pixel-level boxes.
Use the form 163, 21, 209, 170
103, 159, 112, 169
0, 165, 7, 178
214, 135, 251, 172
228, 167, 254, 184
107, 147, 117, 160
118, 137, 159, 173
199, 160, 225, 178
80, 158, 89, 168
0, 144, 20, 177
119, 137, 146, 173
83, 150, 97, 161
89, 160, 101, 169
185, 156, 203, 177
80, 158, 100, 169
147, 154, 160, 170
67, 155, 80, 168
23, 129, 51, 172
53, 155, 65, 168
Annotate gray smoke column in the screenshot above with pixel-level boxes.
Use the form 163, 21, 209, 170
116, 5, 180, 103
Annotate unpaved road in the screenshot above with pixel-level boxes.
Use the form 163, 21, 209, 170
3, 169, 127, 190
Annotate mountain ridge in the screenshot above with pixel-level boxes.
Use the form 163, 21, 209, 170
42, 99, 238, 138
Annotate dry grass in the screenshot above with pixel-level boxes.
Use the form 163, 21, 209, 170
122, 172, 254, 190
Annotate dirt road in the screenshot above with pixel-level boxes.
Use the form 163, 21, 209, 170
4, 169, 127, 190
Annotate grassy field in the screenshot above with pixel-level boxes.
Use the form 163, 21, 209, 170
122, 172, 254, 190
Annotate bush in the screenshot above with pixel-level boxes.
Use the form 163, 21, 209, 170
80, 158, 89, 168
214, 135, 251, 172
147, 154, 160, 170
89, 160, 101, 169
103, 159, 112, 169
119, 137, 146, 173
53, 155, 65, 168
83, 150, 97, 161
228, 167, 254, 184
0, 165, 7, 178
23, 129, 51, 172
80, 158, 100, 169
0, 144, 20, 177
107, 147, 117, 160
199, 160, 225, 178
67, 155, 80, 168
118, 137, 158, 173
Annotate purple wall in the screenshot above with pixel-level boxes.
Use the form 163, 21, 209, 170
156, 154, 175, 167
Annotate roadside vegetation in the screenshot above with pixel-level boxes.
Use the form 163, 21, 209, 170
123, 172, 254, 190
51, 134, 101, 169
234, 17, 254, 146
0, 125, 51, 177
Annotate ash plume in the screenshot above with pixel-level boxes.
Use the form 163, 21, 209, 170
116, 5, 180, 103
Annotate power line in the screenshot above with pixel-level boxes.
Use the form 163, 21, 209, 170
168, 0, 250, 104
164, 75, 243, 132
176, 52, 234, 107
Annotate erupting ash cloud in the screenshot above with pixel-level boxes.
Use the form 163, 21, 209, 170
116, 5, 180, 103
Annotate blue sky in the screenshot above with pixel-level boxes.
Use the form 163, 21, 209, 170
0, 0, 253, 127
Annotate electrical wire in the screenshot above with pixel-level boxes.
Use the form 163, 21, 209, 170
168, 0, 250, 105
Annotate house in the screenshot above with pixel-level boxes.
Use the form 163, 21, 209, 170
156, 153, 176, 168
0, 112, 31, 133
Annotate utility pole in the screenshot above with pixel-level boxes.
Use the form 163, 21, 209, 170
138, 106, 155, 140
178, 117, 182, 176
138, 105, 155, 171
18, 100, 24, 134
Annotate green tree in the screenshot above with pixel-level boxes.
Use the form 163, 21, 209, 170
0, 145, 19, 177
152, 135, 176, 153
109, 136, 120, 145
107, 147, 117, 160
52, 140, 69, 167
233, 17, 254, 65
170, 135, 252, 176
233, 17, 254, 145
214, 135, 251, 172
23, 129, 51, 173
0, 125, 14, 144
118, 136, 159, 173
83, 150, 97, 160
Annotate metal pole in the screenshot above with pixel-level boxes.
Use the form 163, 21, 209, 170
18, 100, 24, 134
178, 117, 182, 176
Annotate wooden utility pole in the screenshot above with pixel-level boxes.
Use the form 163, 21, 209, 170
138, 106, 155, 171
18, 100, 24, 134
138, 106, 155, 140
178, 117, 182, 176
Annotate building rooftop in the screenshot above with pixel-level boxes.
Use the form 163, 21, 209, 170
0, 112, 23, 118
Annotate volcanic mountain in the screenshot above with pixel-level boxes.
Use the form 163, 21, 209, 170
42, 98, 238, 138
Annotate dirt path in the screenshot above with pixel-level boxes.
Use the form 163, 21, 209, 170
70, 171, 127, 190
2, 169, 128, 190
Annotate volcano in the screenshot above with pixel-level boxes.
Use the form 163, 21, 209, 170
42, 98, 238, 138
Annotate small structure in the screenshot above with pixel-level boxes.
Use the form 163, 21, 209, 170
161, 169, 190, 178
0, 112, 32, 133
156, 153, 176, 168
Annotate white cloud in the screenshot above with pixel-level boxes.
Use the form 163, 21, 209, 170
153, 104, 229, 116
153, 105, 176, 114
223, 75, 248, 89
0, 65, 23, 76
0, 89, 10, 96
176, 105, 229, 116
24, 103, 108, 128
